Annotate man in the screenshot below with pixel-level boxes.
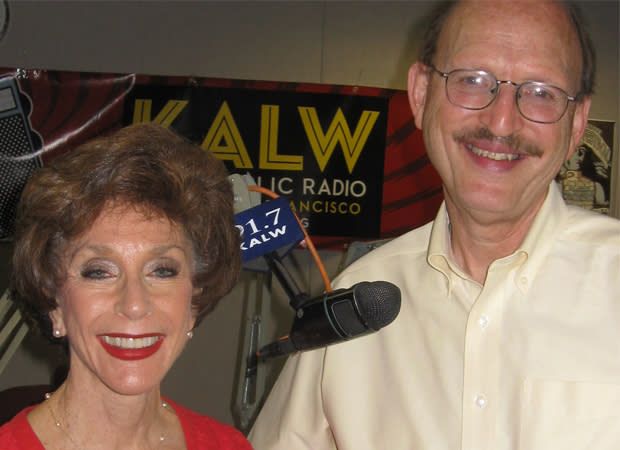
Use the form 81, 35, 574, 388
249, 1, 620, 449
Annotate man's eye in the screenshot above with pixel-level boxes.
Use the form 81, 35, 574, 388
464, 76, 483, 86
533, 88, 553, 99
152, 266, 179, 278
453, 73, 490, 90
523, 85, 557, 102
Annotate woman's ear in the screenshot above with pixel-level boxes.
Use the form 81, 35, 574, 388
407, 62, 431, 130
189, 288, 201, 330
192, 286, 203, 297
49, 306, 67, 338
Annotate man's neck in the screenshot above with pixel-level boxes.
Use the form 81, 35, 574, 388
445, 201, 542, 284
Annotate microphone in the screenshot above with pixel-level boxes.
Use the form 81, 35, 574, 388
257, 280, 401, 359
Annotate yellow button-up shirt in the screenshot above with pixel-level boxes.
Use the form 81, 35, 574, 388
249, 184, 620, 450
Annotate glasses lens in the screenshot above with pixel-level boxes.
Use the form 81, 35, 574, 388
439, 67, 572, 123
445, 70, 496, 109
517, 82, 569, 123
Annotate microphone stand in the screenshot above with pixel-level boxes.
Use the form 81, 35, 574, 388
250, 252, 314, 363
244, 250, 311, 395
262, 251, 311, 311
238, 250, 310, 429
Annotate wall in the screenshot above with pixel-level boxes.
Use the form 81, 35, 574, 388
0, 0, 618, 431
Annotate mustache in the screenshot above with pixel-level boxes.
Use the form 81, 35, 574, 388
453, 127, 543, 157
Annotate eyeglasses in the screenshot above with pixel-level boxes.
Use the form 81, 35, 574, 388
428, 65, 578, 124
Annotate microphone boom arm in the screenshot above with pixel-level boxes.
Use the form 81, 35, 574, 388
263, 251, 311, 311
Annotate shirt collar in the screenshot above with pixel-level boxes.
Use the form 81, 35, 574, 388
426, 183, 568, 295
427, 202, 460, 294
513, 182, 568, 293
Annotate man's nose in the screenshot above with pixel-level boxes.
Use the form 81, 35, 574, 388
479, 83, 525, 136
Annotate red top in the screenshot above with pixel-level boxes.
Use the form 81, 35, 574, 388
0, 398, 252, 449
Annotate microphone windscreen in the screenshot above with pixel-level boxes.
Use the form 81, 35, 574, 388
355, 281, 401, 329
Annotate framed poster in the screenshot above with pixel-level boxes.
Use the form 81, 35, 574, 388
556, 119, 615, 215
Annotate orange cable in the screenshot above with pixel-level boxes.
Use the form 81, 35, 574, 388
247, 185, 332, 292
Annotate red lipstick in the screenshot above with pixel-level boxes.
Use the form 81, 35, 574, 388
97, 334, 164, 361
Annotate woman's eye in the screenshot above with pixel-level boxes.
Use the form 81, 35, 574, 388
152, 266, 179, 278
81, 268, 110, 280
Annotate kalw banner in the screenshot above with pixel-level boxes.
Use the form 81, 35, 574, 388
0, 68, 443, 245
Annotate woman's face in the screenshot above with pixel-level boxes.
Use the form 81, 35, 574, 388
50, 204, 198, 395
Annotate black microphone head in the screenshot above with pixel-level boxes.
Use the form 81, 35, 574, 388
353, 281, 401, 330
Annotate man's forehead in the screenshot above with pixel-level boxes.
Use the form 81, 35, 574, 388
445, 0, 572, 33
435, 0, 582, 86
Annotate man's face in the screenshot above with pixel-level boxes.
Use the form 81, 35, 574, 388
412, 0, 591, 224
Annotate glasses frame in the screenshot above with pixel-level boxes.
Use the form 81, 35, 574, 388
428, 64, 578, 124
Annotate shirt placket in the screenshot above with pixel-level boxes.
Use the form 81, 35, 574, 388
461, 261, 517, 450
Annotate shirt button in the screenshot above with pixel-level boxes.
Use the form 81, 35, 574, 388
474, 395, 487, 409
478, 315, 489, 329
520, 276, 528, 286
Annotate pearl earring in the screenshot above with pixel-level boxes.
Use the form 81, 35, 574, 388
187, 330, 194, 339
53, 329, 61, 337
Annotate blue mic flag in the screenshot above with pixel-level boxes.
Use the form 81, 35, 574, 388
235, 196, 306, 272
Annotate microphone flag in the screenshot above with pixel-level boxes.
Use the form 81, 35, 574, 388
235, 196, 305, 272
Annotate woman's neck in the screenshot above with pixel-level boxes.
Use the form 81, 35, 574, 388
32, 376, 184, 450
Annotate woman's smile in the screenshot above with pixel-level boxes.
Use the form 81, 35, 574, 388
98, 334, 165, 361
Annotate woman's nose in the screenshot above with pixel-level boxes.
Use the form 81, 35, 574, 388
115, 276, 152, 320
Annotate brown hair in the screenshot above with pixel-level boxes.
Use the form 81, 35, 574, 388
419, 0, 596, 97
11, 123, 241, 340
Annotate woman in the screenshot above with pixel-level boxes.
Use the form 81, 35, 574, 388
0, 124, 251, 449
